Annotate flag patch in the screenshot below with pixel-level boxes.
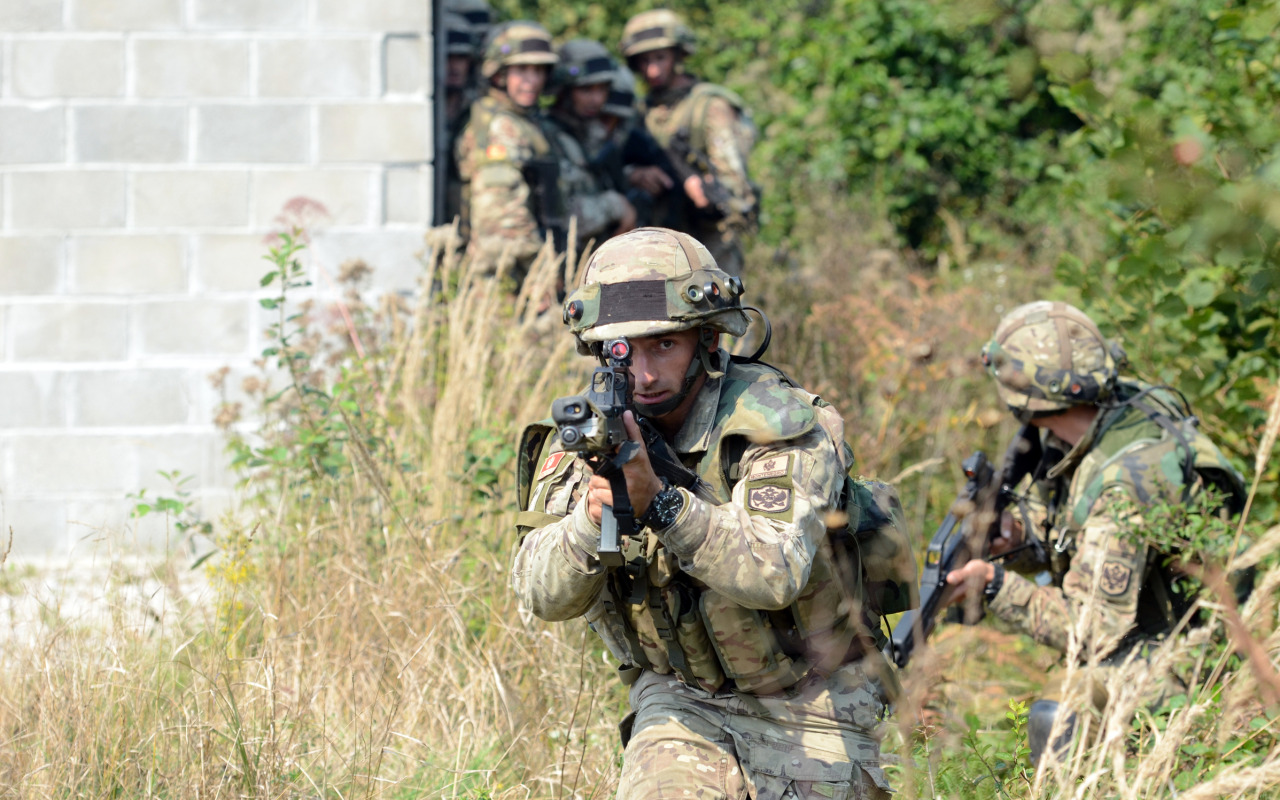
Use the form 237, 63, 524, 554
538, 451, 566, 480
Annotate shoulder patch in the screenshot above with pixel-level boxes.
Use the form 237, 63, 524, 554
747, 485, 792, 514
746, 454, 790, 481
1099, 561, 1132, 596
538, 451, 567, 480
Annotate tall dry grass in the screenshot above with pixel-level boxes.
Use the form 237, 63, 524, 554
0, 232, 620, 798
1, 217, 1277, 799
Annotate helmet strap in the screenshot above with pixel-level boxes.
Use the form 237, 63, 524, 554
633, 330, 717, 419
697, 328, 725, 379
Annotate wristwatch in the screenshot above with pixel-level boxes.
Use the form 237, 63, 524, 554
638, 479, 684, 530
984, 564, 1006, 602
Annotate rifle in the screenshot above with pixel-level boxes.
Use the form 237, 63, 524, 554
550, 337, 716, 568
665, 128, 741, 222
522, 155, 568, 252
887, 426, 1044, 668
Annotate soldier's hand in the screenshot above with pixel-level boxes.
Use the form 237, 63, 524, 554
944, 559, 995, 605
630, 166, 673, 195
615, 199, 638, 235
989, 509, 1024, 557
585, 411, 663, 527
684, 175, 711, 209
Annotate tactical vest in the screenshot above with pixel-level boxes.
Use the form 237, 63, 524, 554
1044, 381, 1248, 636
460, 91, 561, 246
644, 82, 752, 155
517, 361, 916, 695
643, 81, 760, 234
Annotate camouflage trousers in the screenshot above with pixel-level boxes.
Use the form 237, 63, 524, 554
616, 662, 892, 800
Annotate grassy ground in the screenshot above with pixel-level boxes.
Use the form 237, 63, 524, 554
1, 219, 1277, 798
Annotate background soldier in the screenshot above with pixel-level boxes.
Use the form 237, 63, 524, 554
444, 0, 493, 57
547, 40, 637, 252
454, 21, 563, 284
512, 228, 897, 800
620, 9, 759, 275
944, 301, 1247, 765
443, 11, 475, 229
594, 65, 679, 229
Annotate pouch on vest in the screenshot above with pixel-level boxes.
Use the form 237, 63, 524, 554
699, 588, 808, 694
846, 478, 919, 617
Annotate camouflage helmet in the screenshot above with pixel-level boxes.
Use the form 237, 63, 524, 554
620, 9, 697, 59
480, 21, 557, 80
564, 227, 748, 344
553, 39, 618, 91
602, 65, 638, 119
981, 301, 1126, 416
444, 12, 474, 57
445, 0, 493, 45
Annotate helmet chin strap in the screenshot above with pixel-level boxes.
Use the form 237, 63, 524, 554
632, 329, 720, 419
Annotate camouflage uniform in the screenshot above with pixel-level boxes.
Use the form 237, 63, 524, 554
513, 228, 907, 800
978, 300, 1245, 762
548, 40, 632, 251
621, 10, 758, 276
454, 22, 561, 279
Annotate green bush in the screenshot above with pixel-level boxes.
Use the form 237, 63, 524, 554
1051, 0, 1280, 520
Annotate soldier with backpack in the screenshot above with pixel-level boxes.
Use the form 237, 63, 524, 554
620, 10, 759, 275
511, 227, 914, 800
943, 300, 1248, 765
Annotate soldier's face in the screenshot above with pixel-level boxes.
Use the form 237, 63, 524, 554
570, 83, 610, 119
628, 328, 713, 419
635, 48, 678, 89
504, 64, 548, 107
446, 55, 471, 90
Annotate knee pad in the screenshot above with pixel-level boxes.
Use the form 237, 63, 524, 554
1028, 699, 1076, 766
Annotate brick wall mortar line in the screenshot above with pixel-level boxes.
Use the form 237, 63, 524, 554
376, 33, 388, 96
0, 426, 231, 437
7, 33, 128, 42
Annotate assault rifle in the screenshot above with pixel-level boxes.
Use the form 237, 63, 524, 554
665, 129, 754, 224
551, 337, 715, 567
887, 426, 1043, 668
523, 155, 568, 252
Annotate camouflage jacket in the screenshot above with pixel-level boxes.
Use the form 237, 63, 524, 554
454, 89, 555, 269
546, 110, 630, 249
643, 79, 758, 269
512, 355, 885, 695
990, 381, 1245, 657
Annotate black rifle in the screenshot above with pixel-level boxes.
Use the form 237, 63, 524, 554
888, 426, 1043, 668
551, 338, 716, 567
592, 126, 681, 229
523, 155, 568, 252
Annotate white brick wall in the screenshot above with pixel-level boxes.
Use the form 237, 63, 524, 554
0, 1, 434, 555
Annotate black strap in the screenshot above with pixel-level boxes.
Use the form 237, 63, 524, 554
647, 582, 700, 687
605, 567, 653, 672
